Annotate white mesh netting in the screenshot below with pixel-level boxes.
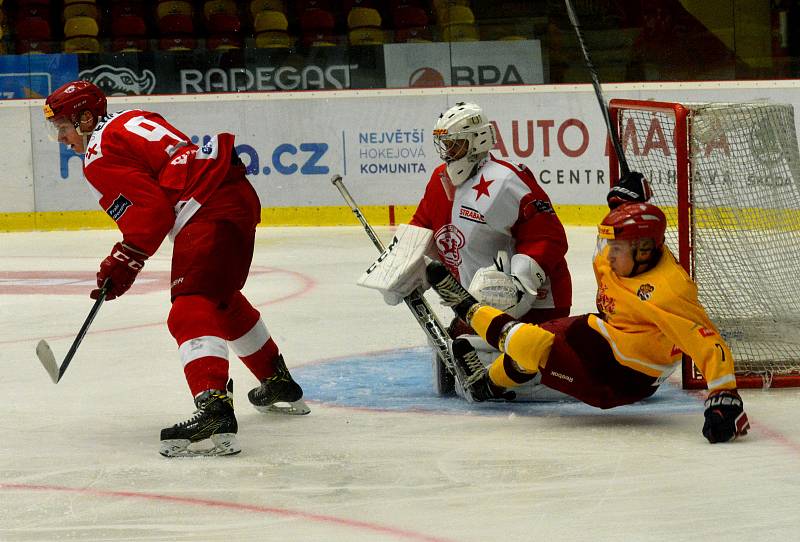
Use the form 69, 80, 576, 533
617, 102, 800, 378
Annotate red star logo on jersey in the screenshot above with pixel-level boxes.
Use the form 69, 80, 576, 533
472, 175, 494, 200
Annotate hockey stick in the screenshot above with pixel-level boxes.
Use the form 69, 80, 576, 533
331, 174, 466, 390
563, 0, 629, 175
35, 281, 109, 383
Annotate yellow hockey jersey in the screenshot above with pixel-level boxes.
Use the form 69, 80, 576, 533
587, 242, 737, 391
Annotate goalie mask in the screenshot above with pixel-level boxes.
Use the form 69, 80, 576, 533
597, 202, 666, 277
43, 80, 107, 141
433, 102, 497, 187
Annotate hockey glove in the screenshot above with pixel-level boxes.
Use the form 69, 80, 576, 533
91, 242, 148, 300
607, 171, 652, 209
702, 389, 750, 443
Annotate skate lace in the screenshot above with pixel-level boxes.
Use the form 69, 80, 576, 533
434, 273, 469, 307
461, 349, 485, 387
176, 393, 227, 428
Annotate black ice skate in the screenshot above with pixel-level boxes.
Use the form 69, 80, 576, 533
425, 260, 480, 320
248, 355, 310, 415
451, 338, 515, 403
159, 387, 240, 458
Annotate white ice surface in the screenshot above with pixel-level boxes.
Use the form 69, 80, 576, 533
2, 226, 800, 542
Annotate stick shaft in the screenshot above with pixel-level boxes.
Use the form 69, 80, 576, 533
331, 174, 462, 383
564, 0, 629, 175
56, 288, 107, 380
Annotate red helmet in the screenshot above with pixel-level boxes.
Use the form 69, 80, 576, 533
43, 80, 107, 127
598, 202, 666, 248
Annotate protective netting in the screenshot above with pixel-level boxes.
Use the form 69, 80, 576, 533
617, 102, 800, 379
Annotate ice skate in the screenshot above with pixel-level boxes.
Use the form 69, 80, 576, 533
425, 260, 480, 319
160, 388, 240, 457
248, 355, 310, 415
451, 338, 515, 403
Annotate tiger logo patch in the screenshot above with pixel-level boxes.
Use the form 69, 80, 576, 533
637, 283, 655, 301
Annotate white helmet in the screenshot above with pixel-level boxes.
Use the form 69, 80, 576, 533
433, 102, 497, 186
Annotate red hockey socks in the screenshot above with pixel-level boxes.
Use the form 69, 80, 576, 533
221, 292, 282, 381
168, 295, 229, 397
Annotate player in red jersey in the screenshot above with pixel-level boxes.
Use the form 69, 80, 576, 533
44, 80, 308, 457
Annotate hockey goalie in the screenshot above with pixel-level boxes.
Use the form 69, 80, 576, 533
358, 102, 573, 401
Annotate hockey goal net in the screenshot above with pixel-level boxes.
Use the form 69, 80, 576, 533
609, 99, 800, 389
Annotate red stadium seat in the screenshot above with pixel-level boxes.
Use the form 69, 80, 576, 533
392, 6, 429, 29
15, 17, 52, 41
207, 12, 242, 35
111, 15, 147, 39
299, 8, 335, 32
158, 13, 194, 35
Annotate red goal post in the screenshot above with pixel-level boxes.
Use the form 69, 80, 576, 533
608, 98, 800, 389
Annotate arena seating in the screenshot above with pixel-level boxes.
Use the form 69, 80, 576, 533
0, 0, 547, 56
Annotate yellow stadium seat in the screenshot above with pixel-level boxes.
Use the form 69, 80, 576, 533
203, 0, 237, 19
347, 7, 381, 29
437, 5, 474, 25
441, 23, 479, 42
255, 30, 292, 48
64, 16, 99, 38
250, 0, 286, 18
64, 36, 101, 53
349, 27, 385, 45
157, 1, 192, 20
64, 0, 96, 5
254, 10, 288, 33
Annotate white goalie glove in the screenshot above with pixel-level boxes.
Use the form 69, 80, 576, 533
357, 224, 434, 305
468, 252, 547, 315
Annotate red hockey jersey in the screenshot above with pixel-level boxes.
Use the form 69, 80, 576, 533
411, 155, 571, 311
81, 109, 237, 255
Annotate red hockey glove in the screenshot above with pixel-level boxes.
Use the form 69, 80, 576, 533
607, 171, 652, 209
702, 389, 750, 443
91, 242, 149, 300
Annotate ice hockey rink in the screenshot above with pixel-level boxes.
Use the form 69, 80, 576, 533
2, 225, 800, 542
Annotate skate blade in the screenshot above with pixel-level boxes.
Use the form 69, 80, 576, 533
159, 433, 241, 457
253, 399, 310, 415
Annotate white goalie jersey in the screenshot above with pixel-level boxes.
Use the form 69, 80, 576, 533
410, 154, 572, 315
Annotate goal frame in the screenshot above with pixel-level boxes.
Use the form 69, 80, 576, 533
608, 98, 800, 389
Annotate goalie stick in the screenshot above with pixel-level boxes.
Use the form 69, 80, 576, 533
331, 174, 469, 392
35, 281, 109, 383
563, 0, 629, 176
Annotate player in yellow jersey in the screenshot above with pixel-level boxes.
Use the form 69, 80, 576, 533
425, 182, 750, 444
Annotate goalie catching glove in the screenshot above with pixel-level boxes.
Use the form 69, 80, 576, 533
357, 224, 434, 305
702, 389, 750, 444
91, 241, 149, 300
468, 252, 547, 314
607, 171, 652, 209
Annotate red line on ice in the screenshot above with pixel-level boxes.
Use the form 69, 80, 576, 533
0, 483, 456, 542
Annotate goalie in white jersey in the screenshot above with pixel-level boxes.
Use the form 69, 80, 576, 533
359, 102, 572, 399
